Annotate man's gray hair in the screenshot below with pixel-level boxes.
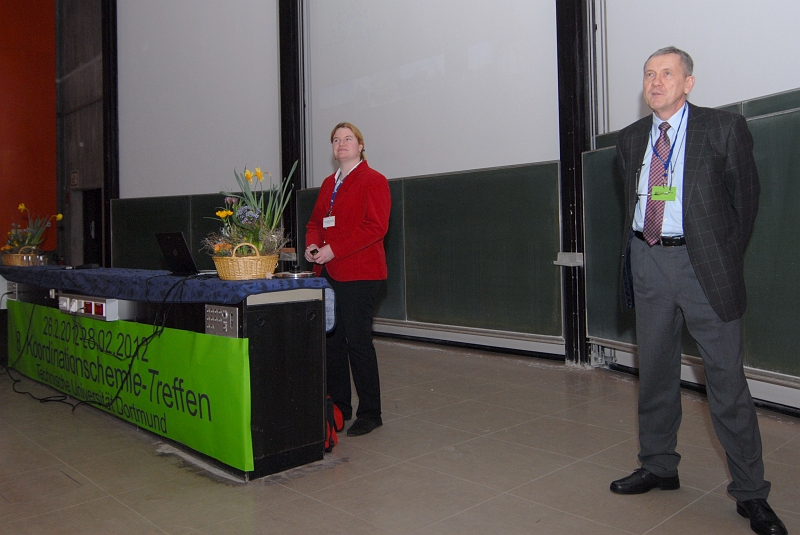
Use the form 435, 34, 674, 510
645, 46, 694, 76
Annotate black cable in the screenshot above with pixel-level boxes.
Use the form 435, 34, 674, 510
1, 301, 78, 408
73, 274, 194, 412
3, 274, 198, 414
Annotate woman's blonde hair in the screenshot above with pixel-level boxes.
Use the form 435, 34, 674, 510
330, 122, 366, 161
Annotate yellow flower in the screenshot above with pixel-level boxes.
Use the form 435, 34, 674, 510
216, 210, 233, 219
18, 203, 26, 212
244, 169, 254, 183
56, 214, 63, 221
255, 167, 268, 182
213, 242, 232, 254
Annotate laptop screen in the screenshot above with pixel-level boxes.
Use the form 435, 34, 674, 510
155, 232, 201, 276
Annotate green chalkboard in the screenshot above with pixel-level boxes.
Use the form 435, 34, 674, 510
296, 164, 561, 335
377, 180, 406, 319
582, 147, 636, 345
743, 109, 800, 375
742, 88, 800, 119
111, 193, 227, 271
403, 164, 562, 336
111, 196, 190, 270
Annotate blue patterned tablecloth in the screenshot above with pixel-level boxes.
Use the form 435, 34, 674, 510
0, 266, 330, 306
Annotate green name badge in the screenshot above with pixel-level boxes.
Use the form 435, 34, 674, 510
651, 186, 677, 201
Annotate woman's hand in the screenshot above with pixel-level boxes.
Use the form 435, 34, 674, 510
304, 244, 319, 262
309, 244, 335, 264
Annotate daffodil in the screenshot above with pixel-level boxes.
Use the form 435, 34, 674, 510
3, 204, 64, 254
206, 161, 297, 257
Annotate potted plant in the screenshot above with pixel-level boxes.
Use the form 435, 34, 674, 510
1, 203, 62, 266
203, 161, 297, 280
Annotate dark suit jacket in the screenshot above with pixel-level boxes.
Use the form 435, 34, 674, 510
617, 103, 760, 322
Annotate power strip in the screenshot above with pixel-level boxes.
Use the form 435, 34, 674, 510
57, 292, 136, 321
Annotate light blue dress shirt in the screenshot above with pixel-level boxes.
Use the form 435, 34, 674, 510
632, 103, 689, 237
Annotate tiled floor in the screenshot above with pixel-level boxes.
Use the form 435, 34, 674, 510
1, 337, 799, 534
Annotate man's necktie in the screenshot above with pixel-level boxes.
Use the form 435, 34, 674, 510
642, 121, 671, 246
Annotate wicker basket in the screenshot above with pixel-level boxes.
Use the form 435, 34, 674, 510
212, 243, 279, 281
1, 246, 47, 267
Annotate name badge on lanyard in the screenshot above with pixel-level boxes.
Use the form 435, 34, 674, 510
648, 104, 686, 204
325, 173, 345, 229
651, 185, 677, 201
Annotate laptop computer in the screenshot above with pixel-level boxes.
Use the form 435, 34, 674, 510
155, 232, 216, 276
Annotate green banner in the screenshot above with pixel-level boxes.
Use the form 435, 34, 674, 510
7, 301, 254, 472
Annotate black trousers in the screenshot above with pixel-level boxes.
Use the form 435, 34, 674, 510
323, 271, 382, 421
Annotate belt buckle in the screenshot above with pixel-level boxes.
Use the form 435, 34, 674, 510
659, 236, 683, 246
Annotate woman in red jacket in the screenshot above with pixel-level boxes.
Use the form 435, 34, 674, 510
305, 122, 391, 436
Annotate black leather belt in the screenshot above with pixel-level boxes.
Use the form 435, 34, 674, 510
634, 230, 686, 247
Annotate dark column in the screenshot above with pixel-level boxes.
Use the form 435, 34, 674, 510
102, 0, 119, 267
278, 0, 305, 259
555, 0, 591, 365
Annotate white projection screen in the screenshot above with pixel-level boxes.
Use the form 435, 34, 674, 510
304, 0, 560, 185
116, 0, 283, 199
114, 1, 800, 194
600, 0, 800, 132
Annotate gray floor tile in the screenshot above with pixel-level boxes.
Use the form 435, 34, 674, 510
308, 462, 500, 534
0, 338, 798, 535
417, 493, 631, 535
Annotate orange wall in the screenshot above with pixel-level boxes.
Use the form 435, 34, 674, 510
0, 0, 57, 250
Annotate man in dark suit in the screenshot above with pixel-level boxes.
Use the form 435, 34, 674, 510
611, 47, 787, 535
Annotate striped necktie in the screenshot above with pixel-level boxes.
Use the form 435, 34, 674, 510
642, 121, 671, 246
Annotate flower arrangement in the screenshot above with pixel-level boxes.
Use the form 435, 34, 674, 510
2, 203, 63, 254
202, 161, 297, 258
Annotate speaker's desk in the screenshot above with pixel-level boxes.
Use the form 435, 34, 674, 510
0, 265, 331, 480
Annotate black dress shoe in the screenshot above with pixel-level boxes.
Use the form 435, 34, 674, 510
346, 417, 382, 436
736, 499, 787, 535
610, 468, 680, 494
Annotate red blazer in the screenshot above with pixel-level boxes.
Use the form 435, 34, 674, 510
305, 162, 391, 281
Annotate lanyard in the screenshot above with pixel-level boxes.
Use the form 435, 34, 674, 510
649, 102, 688, 181
327, 161, 362, 216
327, 175, 344, 216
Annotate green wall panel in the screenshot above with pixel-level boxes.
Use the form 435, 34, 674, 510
403, 164, 561, 335
111, 196, 190, 270
742, 88, 800, 119
376, 180, 406, 320
582, 147, 636, 345
743, 109, 800, 375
